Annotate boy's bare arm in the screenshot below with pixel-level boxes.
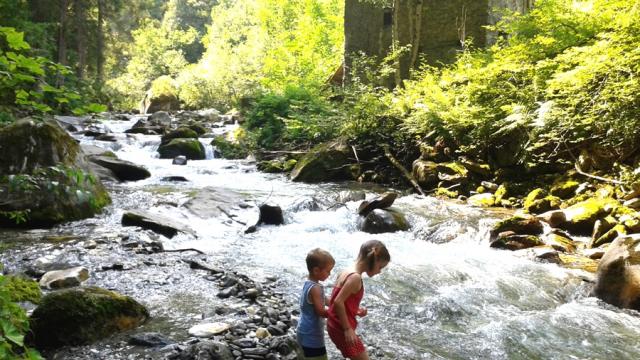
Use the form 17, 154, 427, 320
309, 285, 328, 317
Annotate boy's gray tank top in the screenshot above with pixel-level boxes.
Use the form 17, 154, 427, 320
296, 280, 326, 348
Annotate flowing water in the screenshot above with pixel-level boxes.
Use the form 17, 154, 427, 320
3, 115, 640, 359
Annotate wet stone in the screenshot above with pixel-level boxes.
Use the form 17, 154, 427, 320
129, 332, 173, 347
232, 338, 256, 348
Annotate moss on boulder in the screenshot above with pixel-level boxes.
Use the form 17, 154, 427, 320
467, 193, 495, 207
550, 180, 580, 199
4, 275, 42, 304
489, 215, 544, 241
539, 197, 618, 235
160, 127, 199, 145
490, 234, 544, 251
29, 287, 149, 350
290, 139, 354, 183
412, 160, 439, 188
158, 138, 205, 160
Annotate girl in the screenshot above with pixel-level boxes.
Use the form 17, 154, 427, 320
327, 240, 391, 360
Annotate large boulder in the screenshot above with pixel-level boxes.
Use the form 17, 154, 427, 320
122, 210, 194, 238
158, 139, 206, 160
161, 127, 199, 146
537, 198, 617, 235
489, 215, 544, 242
358, 209, 410, 234
290, 139, 355, 183
593, 235, 640, 310
29, 287, 149, 350
0, 118, 110, 227
88, 155, 151, 182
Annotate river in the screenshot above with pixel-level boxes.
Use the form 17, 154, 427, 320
2, 115, 640, 359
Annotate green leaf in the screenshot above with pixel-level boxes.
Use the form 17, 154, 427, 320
1, 321, 24, 347
1, 27, 30, 50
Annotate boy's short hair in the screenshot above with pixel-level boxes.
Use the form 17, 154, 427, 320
306, 248, 335, 273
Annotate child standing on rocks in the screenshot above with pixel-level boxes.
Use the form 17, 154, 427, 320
328, 240, 390, 360
297, 248, 335, 360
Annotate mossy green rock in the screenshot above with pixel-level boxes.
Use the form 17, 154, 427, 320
526, 195, 562, 214
550, 180, 580, 199
543, 233, 576, 253
158, 138, 205, 160
436, 187, 458, 198
211, 136, 247, 159
591, 224, 627, 248
290, 139, 354, 183
257, 160, 285, 173
494, 184, 508, 204
490, 234, 544, 251
490, 215, 544, 241
160, 127, 199, 145
30, 287, 149, 350
0, 166, 111, 227
467, 193, 495, 207
539, 198, 618, 235
0, 118, 82, 174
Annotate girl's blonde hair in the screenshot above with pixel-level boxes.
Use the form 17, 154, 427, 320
357, 240, 390, 271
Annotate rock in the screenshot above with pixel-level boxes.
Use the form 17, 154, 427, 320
591, 224, 627, 248
0, 118, 111, 227
129, 332, 173, 347
436, 162, 469, 183
337, 190, 366, 203
358, 209, 410, 234
158, 139, 206, 160
188, 323, 231, 337
412, 160, 438, 188
582, 247, 606, 260
489, 215, 544, 241
257, 159, 288, 173
481, 181, 499, 192
558, 253, 599, 273
288, 197, 322, 212
183, 188, 246, 219
550, 180, 580, 199
173, 155, 188, 165
593, 235, 640, 310
467, 193, 495, 207
80, 144, 116, 158
460, 158, 492, 178
542, 233, 575, 253
490, 234, 544, 251
39, 266, 89, 289
255, 327, 271, 339
122, 210, 194, 238
29, 287, 149, 349
357, 192, 398, 216
161, 127, 199, 145
173, 340, 234, 360
578, 146, 616, 172
493, 185, 508, 204
591, 216, 617, 245
290, 138, 355, 183
523, 189, 561, 214
144, 83, 180, 112
88, 155, 151, 182
161, 176, 189, 182
537, 198, 618, 235
487, 118, 528, 168
258, 204, 284, 225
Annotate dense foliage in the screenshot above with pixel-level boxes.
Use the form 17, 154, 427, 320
0, 269, 42, 359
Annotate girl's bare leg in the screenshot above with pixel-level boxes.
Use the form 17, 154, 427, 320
350, 351, 370, 360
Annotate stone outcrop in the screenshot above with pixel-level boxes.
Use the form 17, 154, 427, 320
0, 118, 110, 227
290, 139, 355, 183
358, 208, 409, 234
593, 235, 640, 311
122, 210, 194, 238
29, 287, 149, 349
158, 138, 206, 160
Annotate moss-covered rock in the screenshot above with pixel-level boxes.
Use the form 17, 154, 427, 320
494, 184, 508, 204
550, 180, 580, 199
538, 197, 618, 235
435, 187, 458, 198
543, 233, 576, 253
4, 275, 41, 304
0, 166, 111, 227
160, 127, 199, 145
158, 138, 205, 160
467, 193, 495, 207
591, 224, 627, 248
490, 234, 544, 251
591, 216, 617, 243
524, 189, 546, 210
290, 139, 354, 183
188, 123, 207, 136
559, 253, 599, 273
29, 287, 149, 350
257, 160, 285, 173
211, 136, 248, 159
489, 215, 544, 241
283, 159, 297, 172
436, 162, 469, 183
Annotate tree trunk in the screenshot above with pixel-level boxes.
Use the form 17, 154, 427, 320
97, 0, 105, 84
74, 0, 87, 80
57, 0, 68, 66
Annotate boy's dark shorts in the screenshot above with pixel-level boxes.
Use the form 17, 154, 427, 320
302, 346, 328, 360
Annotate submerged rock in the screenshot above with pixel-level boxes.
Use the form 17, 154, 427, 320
29, 287, 149, 349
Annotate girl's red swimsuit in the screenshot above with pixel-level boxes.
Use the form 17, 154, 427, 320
327, 273, 366, 358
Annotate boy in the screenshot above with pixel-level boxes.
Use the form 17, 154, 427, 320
296, 248, 335, 360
